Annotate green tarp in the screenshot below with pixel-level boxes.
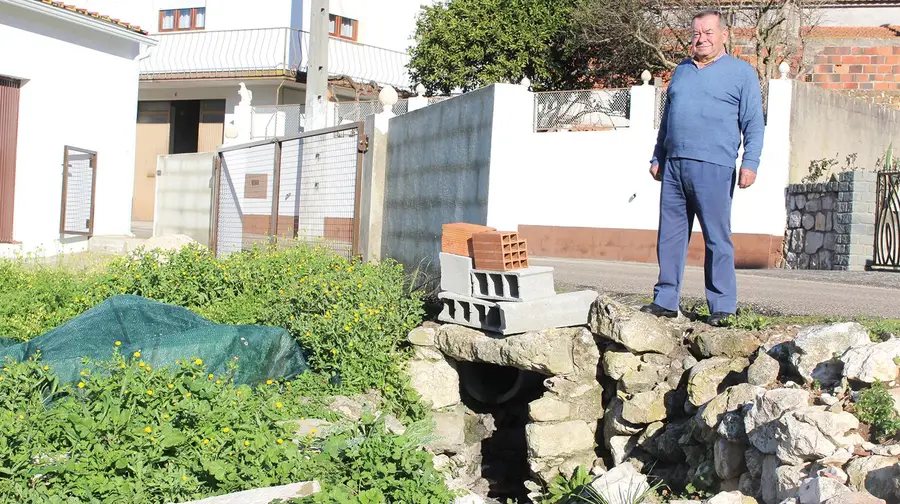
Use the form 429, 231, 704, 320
0, 295, 309, 385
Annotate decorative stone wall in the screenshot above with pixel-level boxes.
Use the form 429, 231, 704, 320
784, 171, 877, 270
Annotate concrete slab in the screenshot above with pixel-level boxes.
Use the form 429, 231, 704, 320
438, 290, 598, 335
439, 252, 475, 296
471, 265, 556, 301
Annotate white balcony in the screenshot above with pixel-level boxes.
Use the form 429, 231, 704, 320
139, 28, 412, 90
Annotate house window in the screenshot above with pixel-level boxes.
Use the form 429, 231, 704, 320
159, 7, 206, 32
328, 14, 358, 41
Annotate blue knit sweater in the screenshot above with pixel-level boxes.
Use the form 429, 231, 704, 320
651, 54, 765, 172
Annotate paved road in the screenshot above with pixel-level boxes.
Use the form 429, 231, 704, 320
530, 257, 900, 318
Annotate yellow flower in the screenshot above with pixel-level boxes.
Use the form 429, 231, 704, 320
236, 391, 242, 397
203, 438, 210, 445
222, 427, 230, 433
244, 440, 250, 447
120, 363, 126, 369
208, 374, 214, 380
43, 366, 49, 371
0, 376, 4, 382
144, 426, 153, 434
114, 341, 121, 347
150, 436, 156, 442
80, 370, 87, 376
168, 383, 174, 389
344, 325, 350, 332
275, 402, 283, 409
279, 289, 284, 295
77, 382, 85, 389
133, 351, 141, 358
181, 475, 188, 481
17, 414, 24, 420
310, 428, 317, 434
276, 439, 284, 445
331, 349, 338, 355
163, 414, 170, 420
139, 361, 145, 368
215, 380, 221, 385
266, 380, 273, 385
233, 356, 239, 361
185, 393, 192, 398
194, 358, 203, 365
146, 389, 153, 396
145, 366, 152, 372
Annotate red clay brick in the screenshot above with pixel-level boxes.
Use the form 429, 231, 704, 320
834, 64, 848, 74
853, 74, 871, 82
851, 47, 863, 55
894, 46, 900, 55
860, 82, 875, 90
865, 65, 878, 73
827, 55, 842, 64
886, 55, 900, 64
864, 47, 882, 55
841, 73, 855, 83
875, 82, 894, 90
877, 46, 894, 55
816, 64, 833, 73
849, 64, 864, 73
837, 47, 852, 55
843, 82, 859, 90
822, 82, 842, 90
812, 73, 829, 83
873, 56, 887, 64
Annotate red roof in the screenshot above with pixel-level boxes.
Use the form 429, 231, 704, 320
36, 0, 148, 35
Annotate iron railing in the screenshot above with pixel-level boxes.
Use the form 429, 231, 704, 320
873, 169, 900, 269
60, 146, 97, 237
533, 89, 631, 132
139, 28, 412, 89
212, 123, 366, 258
655, 88, 668, 129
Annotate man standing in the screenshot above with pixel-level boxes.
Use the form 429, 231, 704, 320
640, 9, 765, 327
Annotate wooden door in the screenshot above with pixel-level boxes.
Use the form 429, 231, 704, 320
197, 99, 225, 153
132, 101, 170, 223
0, 76, 21, 243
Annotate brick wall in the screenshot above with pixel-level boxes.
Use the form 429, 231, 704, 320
784, 171, 877, 271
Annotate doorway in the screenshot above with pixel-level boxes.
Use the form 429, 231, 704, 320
170, 100, 200, 155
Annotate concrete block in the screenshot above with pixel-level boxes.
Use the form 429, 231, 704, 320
438, 290, 598, 335
470, 266, 556, 302
439, 252, 474, 296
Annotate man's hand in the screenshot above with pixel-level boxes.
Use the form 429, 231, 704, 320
650, 164, 662, 181
738, 168, 756, 189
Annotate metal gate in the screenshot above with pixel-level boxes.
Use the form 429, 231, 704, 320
873, 169, 900, 269
60, 146, 98, 237
211, 122, 367, 258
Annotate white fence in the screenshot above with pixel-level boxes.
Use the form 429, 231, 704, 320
533, 89, 632, 132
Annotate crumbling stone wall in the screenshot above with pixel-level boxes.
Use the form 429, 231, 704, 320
407, 294, 900, 504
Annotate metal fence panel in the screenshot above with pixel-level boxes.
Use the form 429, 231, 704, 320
654, 88, 668, 129
874, 170, 900, 269
60, 146, 97, 237
213, 123, 364, 259
251, 105, 306, 139
215, 142, 277, 255
534, 89, 631, 132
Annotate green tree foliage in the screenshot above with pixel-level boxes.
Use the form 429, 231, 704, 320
407, 0, 585, 93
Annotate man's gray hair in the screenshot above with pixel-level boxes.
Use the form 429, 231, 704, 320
692, 9, 728, 29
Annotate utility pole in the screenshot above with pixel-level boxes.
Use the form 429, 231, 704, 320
305, 0, 329, 131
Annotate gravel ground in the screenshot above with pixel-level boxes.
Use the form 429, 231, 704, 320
531, 256, 900, 318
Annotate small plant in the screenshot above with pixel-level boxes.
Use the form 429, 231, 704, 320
541, 466, 594, 503
802, 152, 859, 183
854, 381, 900, 441
812, 379, 822, 392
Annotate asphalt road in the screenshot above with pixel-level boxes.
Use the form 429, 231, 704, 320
530, 257, 900, 318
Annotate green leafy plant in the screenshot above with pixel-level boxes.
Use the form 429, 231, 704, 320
541, 466, 594, 503
854, 380, 900, 441
0, 244, 427, 422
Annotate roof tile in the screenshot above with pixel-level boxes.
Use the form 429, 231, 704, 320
37, 0, 148, 35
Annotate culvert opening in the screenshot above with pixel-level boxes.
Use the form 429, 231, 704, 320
457, 361, 548, 502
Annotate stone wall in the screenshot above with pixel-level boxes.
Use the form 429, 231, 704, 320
784, 171, 878, 271
406, 295, 900, 504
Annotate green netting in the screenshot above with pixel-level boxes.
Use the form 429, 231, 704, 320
0, 295, 309, 385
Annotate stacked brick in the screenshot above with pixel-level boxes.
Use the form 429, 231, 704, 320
437, 222, 597, 335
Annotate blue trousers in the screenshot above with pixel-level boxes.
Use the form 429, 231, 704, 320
653, 158, 737, 314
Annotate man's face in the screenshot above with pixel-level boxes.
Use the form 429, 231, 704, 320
691, 15, 727, 59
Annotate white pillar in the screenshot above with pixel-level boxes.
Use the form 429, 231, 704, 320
227, 82, 253, 145
629, 70, 656, 130
407, 84, 428, 113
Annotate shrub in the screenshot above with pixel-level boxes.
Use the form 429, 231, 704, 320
0, 353, 452, 503
854, 381, 900, 441
0, 244, 427, 421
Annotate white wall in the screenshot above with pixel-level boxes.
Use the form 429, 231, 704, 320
0, 3, 145, 255
486, 82, 793, 238
819, 6, 900, 27
318, 0, 428, 51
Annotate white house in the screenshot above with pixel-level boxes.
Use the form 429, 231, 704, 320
71, 0, 433, 229
0, 0, 156, 257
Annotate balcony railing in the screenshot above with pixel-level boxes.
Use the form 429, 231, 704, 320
139, 28, 412, 90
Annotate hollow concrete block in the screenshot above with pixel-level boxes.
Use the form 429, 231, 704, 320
439, 252, 474, 296
470, 266, 556, 302
438, 290, 598, 335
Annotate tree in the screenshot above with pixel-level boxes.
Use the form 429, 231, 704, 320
407, 0, 586, 94
571, 0, 825, 88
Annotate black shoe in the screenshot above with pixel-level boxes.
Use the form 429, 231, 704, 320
639, 303, 678, 319
707, 312, 735, 327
